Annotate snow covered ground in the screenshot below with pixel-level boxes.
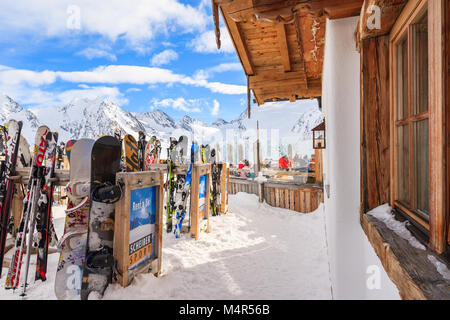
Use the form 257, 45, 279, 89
0, 193, 332, 300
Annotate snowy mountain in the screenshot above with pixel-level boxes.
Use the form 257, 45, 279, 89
0, 93, 322, 161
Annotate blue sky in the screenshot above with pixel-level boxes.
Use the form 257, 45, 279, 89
0, 0, 251, 123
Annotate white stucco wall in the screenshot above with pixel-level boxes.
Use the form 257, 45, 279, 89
321, 16, 400, 299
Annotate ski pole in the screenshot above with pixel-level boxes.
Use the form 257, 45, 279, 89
10, 176, 36, 289
21, 167, 44, 296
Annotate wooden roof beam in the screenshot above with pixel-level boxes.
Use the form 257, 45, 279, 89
221, 6, 255, 75
275, 23, 291, 72
355, 0, 407, 51
293, 12, 308, 89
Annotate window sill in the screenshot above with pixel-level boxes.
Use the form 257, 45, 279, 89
361, 212, 450, 300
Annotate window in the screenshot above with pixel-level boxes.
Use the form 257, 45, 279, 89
393, 6, 430, 227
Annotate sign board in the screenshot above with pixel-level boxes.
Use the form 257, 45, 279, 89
128, 186, 156, 271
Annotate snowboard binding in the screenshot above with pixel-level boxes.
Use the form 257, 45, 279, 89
91, 182, 123, 204
84, 246, 114, 274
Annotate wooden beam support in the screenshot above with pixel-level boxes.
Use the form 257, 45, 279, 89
275, 23, 291, 72
221, 5, 254, 75
428, 0, 446, 254
249, 70, 307, 83
249, 77, 307, 90
293, 12, 309, 89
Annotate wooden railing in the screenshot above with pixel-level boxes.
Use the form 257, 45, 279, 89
228, 177, 323, 214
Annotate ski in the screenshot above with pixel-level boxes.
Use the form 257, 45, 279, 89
55, 139, 95, 300
210, 149, 221, 216
5, 125, 48, 290
144, 135, 157, 169
172, 136, 191, 238
35, 131, 59, 282
0, 119, 23, 276
166, 137, 179, 233
80, 135, 121, 300
138, 131, 146, 171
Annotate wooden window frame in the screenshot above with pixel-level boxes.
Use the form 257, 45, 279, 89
389, 0, 446, 253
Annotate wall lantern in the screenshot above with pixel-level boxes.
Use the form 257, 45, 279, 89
312, 120, 326, 149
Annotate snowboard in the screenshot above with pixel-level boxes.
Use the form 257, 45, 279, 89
0, 119, 23, 277
124, 134, 139, 172
80, 136, 121, 300
55, 139, 95, 300
5, 125, 48, 290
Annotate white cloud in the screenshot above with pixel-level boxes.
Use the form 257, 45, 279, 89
150, 49, 179, 66
0, 83, 127, 109
57, 86, 128, 106
189, 27, 234, 54
194, 62, 242, 80
0, 0, 209, 51
126, 87, 142, 93
150, 97, 202, 113
0, 64, 247, 95
77, 48, 117, 61
211, 99, 220, 116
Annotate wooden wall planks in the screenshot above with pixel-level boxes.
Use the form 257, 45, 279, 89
360, 35, 391, 213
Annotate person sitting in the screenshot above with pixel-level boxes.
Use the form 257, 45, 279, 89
278, 155, 289, 171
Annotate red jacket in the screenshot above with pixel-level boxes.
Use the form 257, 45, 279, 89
278, 157, 289, 169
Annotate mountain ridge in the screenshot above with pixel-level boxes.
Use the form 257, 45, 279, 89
0, 93, 322, 158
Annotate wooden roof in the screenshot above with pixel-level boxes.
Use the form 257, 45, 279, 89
213, 0, 364, 105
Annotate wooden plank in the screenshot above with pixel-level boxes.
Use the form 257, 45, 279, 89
275, 188, 280, 207
221, 6, 254, 75
305, 189, 311, 213
294, 190, 300, 212
360, 36, 391, 213
275, 23, 291, 71
361, 213, 450, 299
289, 190, 295, 210
428, 0, 446, 253
446, 0, 450, 245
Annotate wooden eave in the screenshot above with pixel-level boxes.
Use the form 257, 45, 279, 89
355, 0, 408, 52
214, 0, 364, 105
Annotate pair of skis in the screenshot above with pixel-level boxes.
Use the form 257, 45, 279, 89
5, 126, 59, 296
199, 145, 221, 216
166, 137, 195, 238
0, 120, 23, 277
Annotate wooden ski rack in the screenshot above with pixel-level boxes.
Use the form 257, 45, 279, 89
190, 164, 211, 240
114, 170, 164, 287
9, 168, 70, 186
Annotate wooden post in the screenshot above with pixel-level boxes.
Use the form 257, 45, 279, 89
113, 170, 164, 287
314, 149, 323, 185
190, 164, 211, 240
219, 163, 230, 214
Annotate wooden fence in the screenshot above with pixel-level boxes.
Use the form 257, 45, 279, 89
229, 177, 323, 213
